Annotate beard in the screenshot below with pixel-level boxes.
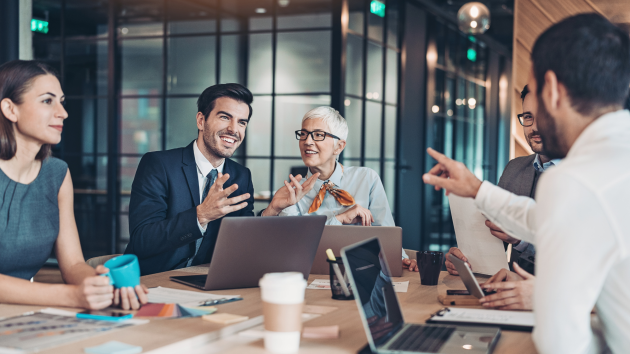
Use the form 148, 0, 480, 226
525, 129, 544, 154
202, 128, 241, 159
536, 94, 568, 159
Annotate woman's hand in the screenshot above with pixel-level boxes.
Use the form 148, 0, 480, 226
402, 258, 419, 272
336, 204, 374, 226
96, 265, 149, 310
264, 173, 320, 216
72, 273, 114, 310
113, 285, 150, 310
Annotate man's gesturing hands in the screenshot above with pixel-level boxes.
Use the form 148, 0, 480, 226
263, 173, 320, 216
197, 172, 250, 226
422, 148, 483, 199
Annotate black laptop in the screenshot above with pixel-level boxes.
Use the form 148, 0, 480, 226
342, 238, 501, 354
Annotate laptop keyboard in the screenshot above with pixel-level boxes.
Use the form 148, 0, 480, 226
388, 325, 455, 353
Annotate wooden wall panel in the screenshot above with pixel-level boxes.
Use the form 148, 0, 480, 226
514, 41, 531, 91
510, 0, 630, 158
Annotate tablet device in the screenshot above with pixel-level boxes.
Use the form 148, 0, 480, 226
448, 254, 495, 299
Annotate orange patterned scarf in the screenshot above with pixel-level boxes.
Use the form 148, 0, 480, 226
308, 165, 355, 213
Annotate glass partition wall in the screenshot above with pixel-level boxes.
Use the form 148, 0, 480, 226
32, 0, 402, 257
31, 0, 510, 258
422, 15, 509, 253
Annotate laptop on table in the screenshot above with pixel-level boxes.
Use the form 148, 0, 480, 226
342, 238, 501, 354
310, 225, 403, 277
170, 215, 326, 290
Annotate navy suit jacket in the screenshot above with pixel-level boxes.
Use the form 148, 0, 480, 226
124, 141, 254, 275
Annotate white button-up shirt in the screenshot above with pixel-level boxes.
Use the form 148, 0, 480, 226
474, 110, 630, 353
193, 140, 224, 233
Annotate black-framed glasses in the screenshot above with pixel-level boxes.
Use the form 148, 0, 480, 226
295, 129, 341, 141
517, 113, 534, 127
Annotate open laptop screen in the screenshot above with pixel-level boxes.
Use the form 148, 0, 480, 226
344, 238, 404, 346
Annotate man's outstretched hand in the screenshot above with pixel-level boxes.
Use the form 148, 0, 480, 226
422, 148, 483, 199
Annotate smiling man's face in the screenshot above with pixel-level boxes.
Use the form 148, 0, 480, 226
523, 75, 544, 154
197, 96, 249, 162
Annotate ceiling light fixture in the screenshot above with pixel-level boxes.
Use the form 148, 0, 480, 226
457, 2, 490, 34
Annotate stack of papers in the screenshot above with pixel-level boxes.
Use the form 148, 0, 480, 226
135, 303, 217, 318
448, 194, 509, 276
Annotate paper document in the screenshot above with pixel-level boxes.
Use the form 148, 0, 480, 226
430, 307, 534, 328
0, 308, 147, 354
448, 194, 509, 275
148, 286, 239, 307
306, 279, 409, 293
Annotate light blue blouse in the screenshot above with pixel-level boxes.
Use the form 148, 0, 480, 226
279, 162, 408, 259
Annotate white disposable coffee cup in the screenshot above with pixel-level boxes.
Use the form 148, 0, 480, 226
259, 272, 306, 354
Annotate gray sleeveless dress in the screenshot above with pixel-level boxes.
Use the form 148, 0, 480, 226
0, 157, 68, 280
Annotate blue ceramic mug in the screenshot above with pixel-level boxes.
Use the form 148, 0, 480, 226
101, 254, 141, 288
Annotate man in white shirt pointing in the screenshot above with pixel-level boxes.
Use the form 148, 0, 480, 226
422, 14, 630, 354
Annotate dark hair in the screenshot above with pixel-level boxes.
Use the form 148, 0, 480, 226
531, 13, 630, 116
521, 85, 529, 102
0, 60, 58, 161
197, 83, 253, 120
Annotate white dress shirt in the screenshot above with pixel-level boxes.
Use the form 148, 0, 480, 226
193, 140, 224, 233
474, 110, 630, 353
279, 162, 408, 259
511, 154, 560, 252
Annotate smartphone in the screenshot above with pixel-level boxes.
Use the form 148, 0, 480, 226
76, 310, 133, 321
446, 289, 472, 296
446, 289, 496, 296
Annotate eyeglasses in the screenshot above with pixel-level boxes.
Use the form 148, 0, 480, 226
295, 129, 340, 141
517, 113, 534, 127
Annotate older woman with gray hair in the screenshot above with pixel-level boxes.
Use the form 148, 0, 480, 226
263, 106, 417, 271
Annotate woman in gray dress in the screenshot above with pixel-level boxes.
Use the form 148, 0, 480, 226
0, 60, 148, 310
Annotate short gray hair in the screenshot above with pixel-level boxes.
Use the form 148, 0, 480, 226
301, 106, 348, 141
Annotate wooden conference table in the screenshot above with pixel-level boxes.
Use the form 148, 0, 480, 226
0, 268, 537, 354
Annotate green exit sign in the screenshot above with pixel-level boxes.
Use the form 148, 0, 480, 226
370, 0, 385, 18
31, 19, 49, 34
467, 48, 477, 62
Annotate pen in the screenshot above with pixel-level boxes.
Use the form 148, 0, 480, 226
326, 249, 351, 297
199, 297, 243, 306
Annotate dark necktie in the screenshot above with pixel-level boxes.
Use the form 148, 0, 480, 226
187, 169, 218, 267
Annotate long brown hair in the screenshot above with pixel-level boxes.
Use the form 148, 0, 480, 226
0, 60, 58, 160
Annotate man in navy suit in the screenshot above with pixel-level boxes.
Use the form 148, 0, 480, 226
125, 84, 255, 275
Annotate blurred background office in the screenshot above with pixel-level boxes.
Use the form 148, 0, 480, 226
1, 0, 517, 260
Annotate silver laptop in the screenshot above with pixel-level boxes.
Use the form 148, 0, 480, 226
170, 216, 326, 290
311, 226, 403, 276
342, 238, 501, 354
